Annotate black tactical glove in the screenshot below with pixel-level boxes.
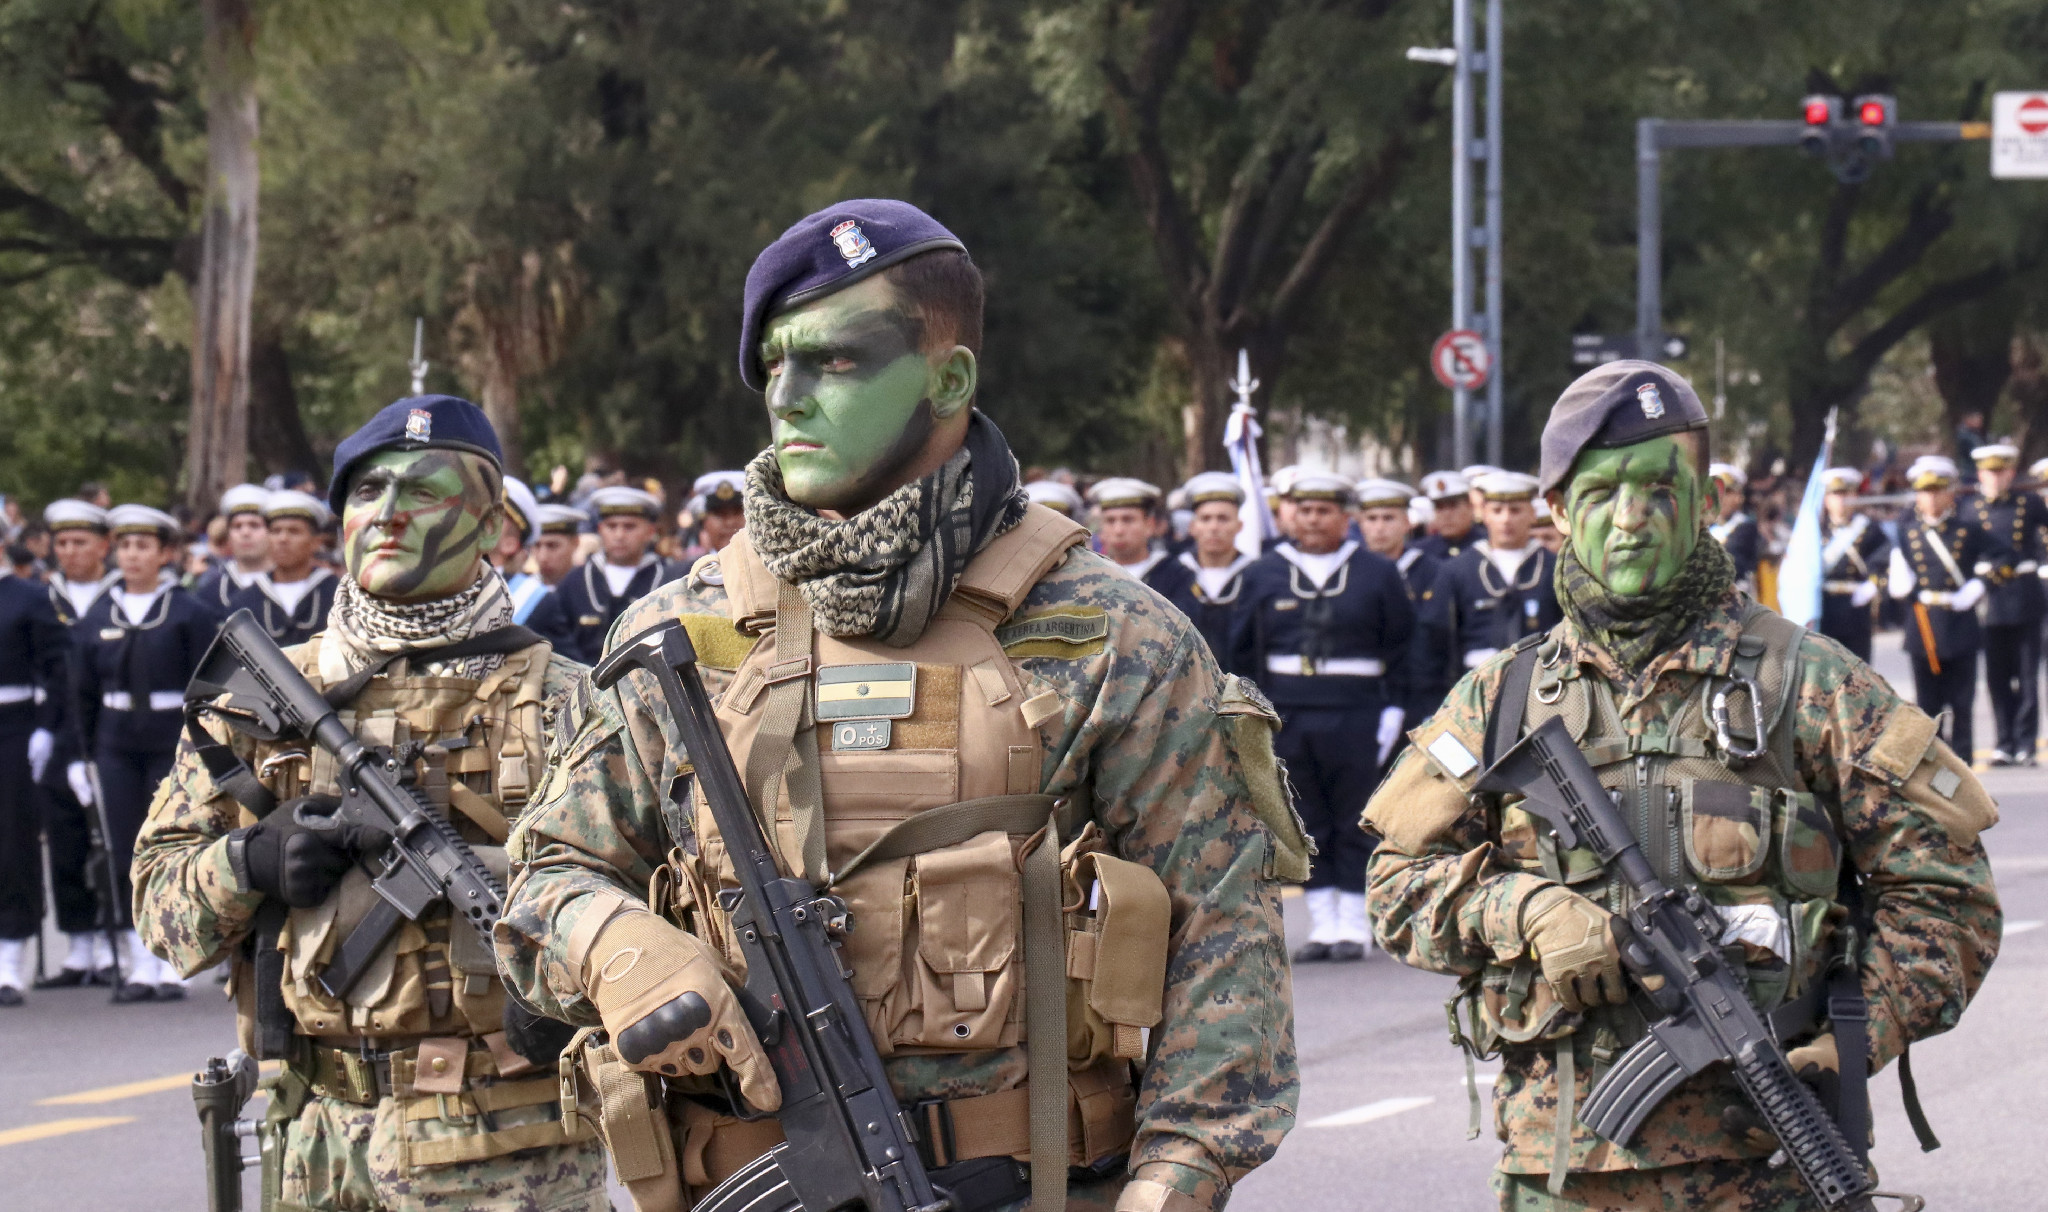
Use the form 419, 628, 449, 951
228, 796, 355, 908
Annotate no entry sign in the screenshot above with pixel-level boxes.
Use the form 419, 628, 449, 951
1431, 328, 1492, 390
1993, 92, 2048, 179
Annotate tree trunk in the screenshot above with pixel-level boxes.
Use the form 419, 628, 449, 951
1929, 295, 2018, 445
185, 0, 259, 514
248, 327, 317, 480
2011, 335, 2048, 465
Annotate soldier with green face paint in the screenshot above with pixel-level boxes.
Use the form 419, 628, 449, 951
1364, 361, 2002, 1211
133, 395, 608, 1211
497, 200, 1300, 1212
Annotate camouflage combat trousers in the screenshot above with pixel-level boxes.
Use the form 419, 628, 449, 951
273, 1092, 609, 1212
1493, 1158, 1820, 1212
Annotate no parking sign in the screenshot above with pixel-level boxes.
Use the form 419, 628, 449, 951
1430, 329, 1491, 390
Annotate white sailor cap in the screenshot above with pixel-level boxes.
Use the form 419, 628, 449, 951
1532, 495, 1556, 524
264, 489, 332, 529
499, 477, 540, 546
2031, 457, 2048, 482
1709, 462, 1747, 489
107, 503, 180, 541
220, 483, 269, 517
1460, 464, 1503, 485
1409, 496, 1435, 528
1474, 470, 1541, 502
1907, 455, 1959, 490
588, 485, 662, 520
536, 503, 586, 535
44, 498, 108, 533
1820, 467, 1863, 493
1269, 465, 1301, 497
1972, 443, 2020, 470
1285, 471, 1354, 504
1088, 477, 1162, 511
693, 471, 745, 511
1419, 470, 1470, 502
1354, 478, 1417, 510
1181, 471, 1245, 508
1023, 480, 1084, 516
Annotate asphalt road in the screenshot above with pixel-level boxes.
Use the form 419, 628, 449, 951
6, 635, 2044, 1210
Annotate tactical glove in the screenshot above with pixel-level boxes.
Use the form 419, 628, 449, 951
1520, 885, 1628, 1013
583, 909, 781, 1112
228, 796, 355, 908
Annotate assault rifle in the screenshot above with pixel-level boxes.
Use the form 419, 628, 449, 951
192, 1049, 260, 1212
1477, 715, 1878, 1212
187, 610, 507, 1009
592, 620, 949, 1212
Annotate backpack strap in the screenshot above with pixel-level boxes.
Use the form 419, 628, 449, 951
1485, 636, 1546, 768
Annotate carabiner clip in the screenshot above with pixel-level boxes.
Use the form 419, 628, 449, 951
1711, 675, 1768, 762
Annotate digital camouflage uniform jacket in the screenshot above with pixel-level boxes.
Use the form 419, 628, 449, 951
497, 543, 1299, 1206
1365, 591, 2001, 1175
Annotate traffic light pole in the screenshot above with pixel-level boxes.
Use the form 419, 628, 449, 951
1482, 0, 1504, 467
1439, 0, 1503, 468
1448, 0, 1472, 466
1635, 117, 1984, 360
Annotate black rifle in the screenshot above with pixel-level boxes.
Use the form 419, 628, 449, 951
1477, 715, 1877, 1212
592, 620, 948, 1212
187, 610, 507, 1006
192, 1049, 259, 1212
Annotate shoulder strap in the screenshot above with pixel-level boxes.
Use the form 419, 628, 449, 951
951, 505, 1089, 624
1485, 636, 1545, 768
717, 532, 782, 626
742, 582, 826, 885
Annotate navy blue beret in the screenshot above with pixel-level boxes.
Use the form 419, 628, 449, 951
328, 394, 504, 514
738, 199, 968, 390
1539, 361, 1708, 495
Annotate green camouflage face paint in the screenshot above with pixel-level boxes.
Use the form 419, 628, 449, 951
341, 448, 504, 601
1562, 437, 1708, 597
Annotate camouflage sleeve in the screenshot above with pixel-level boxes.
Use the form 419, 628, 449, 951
131, 719, 265, 977
1791, 633, 2002, 1068
1019, 559, 1295, 1203
497, 593, 707, 1024
1362, 659, 1554, 976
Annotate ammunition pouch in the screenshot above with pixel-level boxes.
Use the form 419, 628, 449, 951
1060, 824, 1172, 1067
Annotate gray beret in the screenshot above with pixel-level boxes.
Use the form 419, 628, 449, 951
1538, 360, 1709, 495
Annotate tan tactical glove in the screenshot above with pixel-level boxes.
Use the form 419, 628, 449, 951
582, 910, 781, 1112
1520, 885, 1628, 1013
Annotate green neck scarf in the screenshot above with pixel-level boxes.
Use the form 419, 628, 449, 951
1556, 528, 1736, 670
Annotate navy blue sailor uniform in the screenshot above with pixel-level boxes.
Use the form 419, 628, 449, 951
1144, 551, 1253, 673
1962, 477, 2048, 763
39, 571, 120, 951
1818, 514, 1890, 661
1711, 511, 1763, 593
226, 570, 336, 649
1422, 541, 1562, 682
1891, 505, 1992, 764
73, 581, 218, 925
1230, 540, 1414, 906
191, 562, 265, 614
527, 554, 683, 664
1394, 543, 1448, 724
0, 575, 71, 947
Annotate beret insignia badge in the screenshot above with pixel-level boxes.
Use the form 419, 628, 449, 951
1635, 381, 1665, 420
405, 408, 433, 441
829, 219, 878, 268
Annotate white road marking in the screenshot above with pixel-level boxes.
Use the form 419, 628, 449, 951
1305, 1096, 1435, 1128
2007, 920, 2043, 936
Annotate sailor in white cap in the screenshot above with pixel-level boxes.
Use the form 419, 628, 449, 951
43, 500, 117, 624
1962, 442, 2048, 764
1358, 478, 1449, 740
0, 504, 70, 1005
1144, 472, 1252, 661
531, 502, 586, 589
1268, 465, 1301, 542
75, 505, 217, 1001
526, 483, 680, 663
1707, 462, 1762, 593
1888, 454, 1992, 763
1459, 463, 1502, 519
685, 471, 748, 561
193, 484, 272, 612
1416, 470, 1477, 561
1023, 479, 1084, 517
1087, 477, 1167, 579
1421, 471, 1561, 683
224, 490, 337, 648
491, 476, 552, 625
1233, 471, 1414, 962
1817, 467, 1889, 661
1530, 493, 1563, 555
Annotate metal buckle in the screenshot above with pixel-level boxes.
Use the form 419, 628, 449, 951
913, 1097, 957, 1169
1711, 674, 1768, 762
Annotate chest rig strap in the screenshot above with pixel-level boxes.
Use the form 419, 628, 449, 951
743, 582, 828, 885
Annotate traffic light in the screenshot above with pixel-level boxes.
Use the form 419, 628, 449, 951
1852, 93, 1896, 161
1800, 94, 1840, 157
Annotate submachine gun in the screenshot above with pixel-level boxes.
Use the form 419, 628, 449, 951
192, 1049, 261, 1212
592, 620, 949, 1212
184, 609, 508, 1056
1477, 715, 1881, 1212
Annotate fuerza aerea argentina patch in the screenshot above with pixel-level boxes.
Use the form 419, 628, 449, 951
995, 607, 1110, 658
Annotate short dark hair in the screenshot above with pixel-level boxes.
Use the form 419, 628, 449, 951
881, 248, 983, 356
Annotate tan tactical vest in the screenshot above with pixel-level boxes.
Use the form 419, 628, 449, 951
1476, 606, 1845, 1056
610, 506, 1170, 1204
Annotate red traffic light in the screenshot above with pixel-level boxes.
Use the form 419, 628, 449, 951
1858, 100, 1886, 126
1805, 98, 1834, 126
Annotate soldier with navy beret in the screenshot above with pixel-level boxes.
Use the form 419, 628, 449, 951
1369, 361, 2001, 1208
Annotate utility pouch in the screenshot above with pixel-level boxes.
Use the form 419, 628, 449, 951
1477, 956, 1581, 1046
580, 1033, 683, 1212
1059, 826, 1171, 1068
1216, 674, 1313, 881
